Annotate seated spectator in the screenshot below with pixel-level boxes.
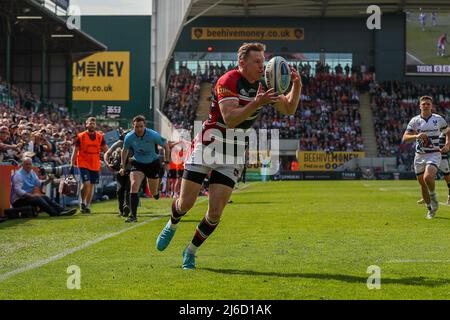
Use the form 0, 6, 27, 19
0, 125, 22, 162
10, 157, 77, 216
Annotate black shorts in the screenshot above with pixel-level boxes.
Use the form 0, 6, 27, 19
169, 169, 178, 179
130, 159, 161, 179
177, 169, 184, 178
159, 163, 165, 179
183, 169, 235, 189
79, 167, 100, 184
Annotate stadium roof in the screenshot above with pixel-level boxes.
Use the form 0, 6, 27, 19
188, 0, 450, 18
0, 0, 107, 53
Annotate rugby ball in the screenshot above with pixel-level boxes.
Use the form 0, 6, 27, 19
264, 56, 291, 95
418, 135, 430, 148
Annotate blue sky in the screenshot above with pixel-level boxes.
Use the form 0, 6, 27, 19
69, 0, 152, 15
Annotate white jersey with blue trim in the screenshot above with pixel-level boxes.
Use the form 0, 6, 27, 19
406, 113, 448, 154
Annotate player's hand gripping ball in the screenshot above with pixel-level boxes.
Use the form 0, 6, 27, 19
264, 56, 291, 95
418, 135, 430, 148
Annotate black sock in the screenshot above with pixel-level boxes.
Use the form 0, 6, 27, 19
130, 193, 139, 217
118, 191, 124, 213
191, 217, 219, 247
447, 182, 450, 196
153, 192, 160, 200
170, 200, 186, 224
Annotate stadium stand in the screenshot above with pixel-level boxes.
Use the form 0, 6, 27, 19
163, 66, 202, 131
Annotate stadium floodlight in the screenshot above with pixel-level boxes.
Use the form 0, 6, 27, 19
16, 16, 43, 20
51, 34, 74, 38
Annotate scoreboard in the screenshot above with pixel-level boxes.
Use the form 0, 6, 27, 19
406, 64, 450, 75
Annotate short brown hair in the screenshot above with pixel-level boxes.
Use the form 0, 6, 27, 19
238, 42, 266, 61
132, 115, 146, 123
419, 96, 433, 103
86, 117, 96, 123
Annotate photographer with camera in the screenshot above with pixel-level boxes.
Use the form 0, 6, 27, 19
10, 157, 77, 217
104, 129, 132, 217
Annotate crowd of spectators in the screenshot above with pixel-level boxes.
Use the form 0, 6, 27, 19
370, 80, 450, 171
163, 66, 202, 131
297, 61, 374, 82
256, 72, 364, 151
0, 79, 115, 166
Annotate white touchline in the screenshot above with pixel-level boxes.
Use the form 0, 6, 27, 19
406, 52, 425, 65
0, 183, 253, 283
385, 259, 450, 263
0, 217, 162, 283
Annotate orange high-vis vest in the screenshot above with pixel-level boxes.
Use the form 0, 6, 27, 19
176, 161, 185, 171
169, 161, 178, 170
174, 148, 185, 170
76, 131, 103, 171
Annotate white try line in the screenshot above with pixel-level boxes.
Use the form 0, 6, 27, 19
406, 52, 425, 65
0, 182, 254, 283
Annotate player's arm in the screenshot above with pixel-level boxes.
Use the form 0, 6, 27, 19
70, 135, 80, 168
273, 66, 302, 116
162, 143, 170, 163
120, 147, 129, 170
156, 134, 170, 170
119, 134, 131, 175
104, 140, 120, 164
402, 130, 417, 142
402, 129, 427, 142
440, 124, 450, 153
219, 84, 279, 128
103, 147, 112, 164
99, 135, 108, 154
70, 145, 79, 167
118, 147, 129, 176
402, 118, 426, 143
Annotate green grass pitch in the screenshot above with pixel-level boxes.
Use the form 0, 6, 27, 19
406, 12, 450, 65
1, 180, 450, 299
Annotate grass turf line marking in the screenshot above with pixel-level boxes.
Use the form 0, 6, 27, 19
0, 216, 163, 283
406, 51, 425, 64
385, 259, 450, 264
0, 183, 254, 283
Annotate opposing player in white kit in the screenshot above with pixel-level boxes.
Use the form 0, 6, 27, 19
418, 131, 450, 205
431, 11, 438, 27
403, 96, 450, 219
419, 12, 426, 31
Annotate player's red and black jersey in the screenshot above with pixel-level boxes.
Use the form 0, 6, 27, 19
202, 69, 267, 141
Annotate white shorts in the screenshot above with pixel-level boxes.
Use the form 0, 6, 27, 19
439, 157, 450, 175
185, 134, 244, 185
437, 43, 445, 50
414, 152, 441, 175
